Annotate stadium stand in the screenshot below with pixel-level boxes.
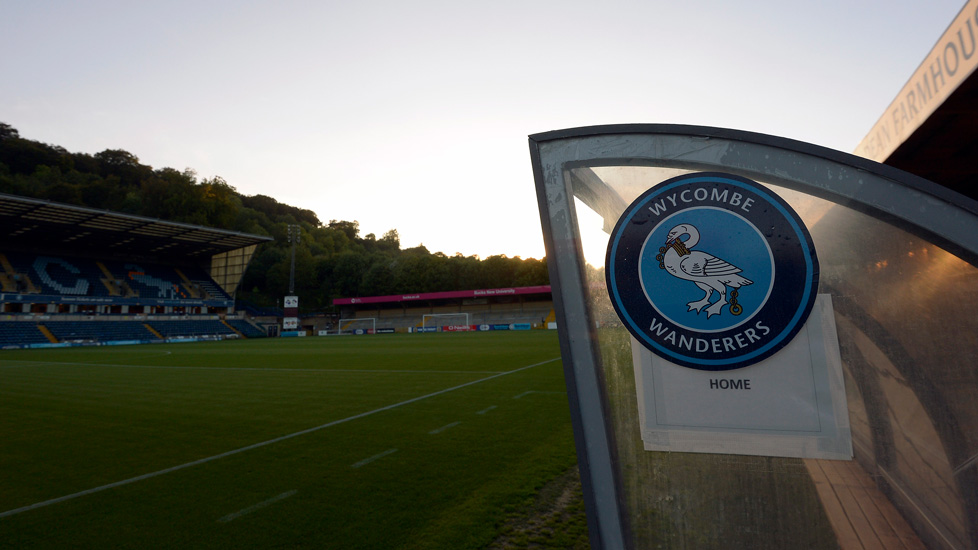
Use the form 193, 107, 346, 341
0, 316, 273, 348
147, 319, 237, 338
43, 321, 157, 343
0, 322, 51, 347
2, 251, 237, 311
0, 193, 272, 349
329, 286, 554, 334
0, 252, 236, 303
226, 318, 266, 338
236, 300, 283, 318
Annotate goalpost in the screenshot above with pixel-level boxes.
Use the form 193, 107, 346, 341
337, 317, 376, 335
422, 313, 470, 332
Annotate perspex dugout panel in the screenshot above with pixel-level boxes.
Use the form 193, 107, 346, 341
529, 125, 978, 550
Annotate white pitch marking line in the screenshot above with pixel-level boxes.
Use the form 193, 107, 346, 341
0, 359, 503, 375
217, 490, 297, 523
475, 405, 497, 415
0, 357, 559, 519
513, 390, 566, 399
351, 448, 398, 469
428, 421, 461, 435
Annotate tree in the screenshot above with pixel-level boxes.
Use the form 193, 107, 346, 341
199, 175, 240, 228
361, 255, 396, 296
241, 194, 321, 226
483, 255, 518, 288
0, 136, 66, 175
331, 251, 369, 297
140, 169, 198, 222
95, 149, 150, 187
0, 122, 19, 140
328, 220, 359, 241
95, 149, 140, 169
448, 254, 484, 290
514, 257, 550, 286
379, 229, 400, 252
42, 182, 83, 205
393, 253, 450, 293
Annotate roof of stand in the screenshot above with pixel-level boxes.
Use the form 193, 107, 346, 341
0, 193, 272, 261
854, 0, 978, 200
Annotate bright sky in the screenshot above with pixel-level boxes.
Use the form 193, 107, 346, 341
1, 0, 966, 260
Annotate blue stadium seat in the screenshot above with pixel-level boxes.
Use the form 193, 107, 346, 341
3, 252, 230, 305
148, 320, 236, 338
0, 322, 51, 347
227, 319, 266, 338
43, 321, 158, 343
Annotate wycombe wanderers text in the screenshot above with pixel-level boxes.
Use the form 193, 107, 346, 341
647, 187, 755, 217
649, 317, 771, 353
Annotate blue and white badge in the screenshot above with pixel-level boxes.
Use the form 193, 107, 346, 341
606, 172, 819, 371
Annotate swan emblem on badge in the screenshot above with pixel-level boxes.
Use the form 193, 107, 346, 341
655, 223, 752, 318
606, 172, 819, 371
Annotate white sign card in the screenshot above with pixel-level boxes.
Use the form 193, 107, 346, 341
632, 294, 851, 459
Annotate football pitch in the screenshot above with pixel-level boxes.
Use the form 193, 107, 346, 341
0, 331, 580, 548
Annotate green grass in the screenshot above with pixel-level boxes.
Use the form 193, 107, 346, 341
0, 331, 581, 548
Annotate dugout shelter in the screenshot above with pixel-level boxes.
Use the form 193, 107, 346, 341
530, 4, 978, 548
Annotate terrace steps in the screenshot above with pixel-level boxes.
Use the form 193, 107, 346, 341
173, 268, 201, 299
37, 325, 58, 343
0, 273, 15, 292
0, 253, 40, 293
96, 262, 123, 297
0, 253, 14, 274
143, 324, 164, 340
221, 319, 244, 338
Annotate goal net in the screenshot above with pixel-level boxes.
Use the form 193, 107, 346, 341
422, 313, 471, 332
337, 317, 376, 335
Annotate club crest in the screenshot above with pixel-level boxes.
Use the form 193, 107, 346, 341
606, 172, 819, 371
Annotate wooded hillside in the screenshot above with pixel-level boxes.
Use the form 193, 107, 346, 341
0, 123, 549, 311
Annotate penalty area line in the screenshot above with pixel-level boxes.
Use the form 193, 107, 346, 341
513, 390, 566, 399
351, 448, 399, 469
428, 421, 461, 435
217, 490, 297, 523
0, 357, 560, 520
